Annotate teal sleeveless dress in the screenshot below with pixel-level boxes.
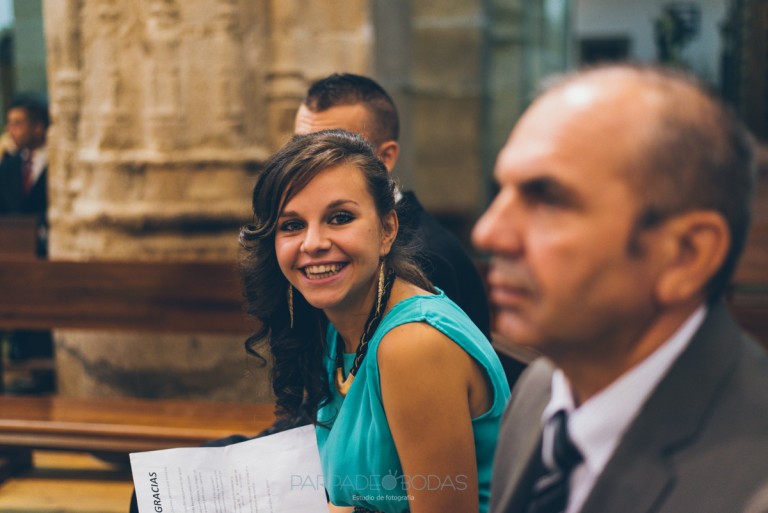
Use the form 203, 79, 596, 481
315, 291, 510, 513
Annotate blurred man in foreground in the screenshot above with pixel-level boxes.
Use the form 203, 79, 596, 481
474, 65, 768, 513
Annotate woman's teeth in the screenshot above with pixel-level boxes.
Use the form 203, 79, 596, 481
303, 263, 345, 280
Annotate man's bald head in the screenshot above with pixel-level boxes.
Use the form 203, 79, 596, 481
537, 65, 756, 301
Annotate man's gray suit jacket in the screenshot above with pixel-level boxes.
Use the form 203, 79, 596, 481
490, 300, 768, 513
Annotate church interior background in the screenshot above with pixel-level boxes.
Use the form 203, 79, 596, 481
0, 0, 765, 404
0, 0, 766, 510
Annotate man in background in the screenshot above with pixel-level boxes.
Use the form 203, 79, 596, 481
0, 94, 49, 227
0, 94, 53, 390
474, 65, 768, 513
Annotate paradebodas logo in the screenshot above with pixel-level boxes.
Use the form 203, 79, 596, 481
291, 471, 468, 493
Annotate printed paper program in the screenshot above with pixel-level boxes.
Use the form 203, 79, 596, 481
130, 425, 327, 513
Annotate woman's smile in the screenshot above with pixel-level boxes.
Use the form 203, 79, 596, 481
301, 262, 348, 280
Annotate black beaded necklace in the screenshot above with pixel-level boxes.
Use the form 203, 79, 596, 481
335, 266, 396, 397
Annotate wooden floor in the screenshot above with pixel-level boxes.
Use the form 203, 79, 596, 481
0, 451, 134, 513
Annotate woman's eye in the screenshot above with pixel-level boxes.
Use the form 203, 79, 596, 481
279, 220, 304, 232
329, 211, 354, 225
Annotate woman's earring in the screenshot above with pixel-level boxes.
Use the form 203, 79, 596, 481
287, 285, 294, 329
376, 262, 385, 316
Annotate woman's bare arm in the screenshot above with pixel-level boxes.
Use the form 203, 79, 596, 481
378, 322, 491, 513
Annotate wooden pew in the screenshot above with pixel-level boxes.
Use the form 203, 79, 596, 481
0, 395, 274, 454
0, 216, 38, 260
729, 288, 768, 351
0, 393, 274, 484
0, 259, 253, 333
731, 170, 768, 351
0, 250, 274, 482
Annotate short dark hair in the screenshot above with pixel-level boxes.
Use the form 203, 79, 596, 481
9, 93, 50, 128
554, 65, 756, 302
303, 73, 399, 145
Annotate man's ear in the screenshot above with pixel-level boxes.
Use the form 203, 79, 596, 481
376, 141, 400, 172
654, 211, 730, 305
380, 210, 399, 257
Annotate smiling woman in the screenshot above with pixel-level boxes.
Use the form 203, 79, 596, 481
274, 163, 398, 317
239, 130, 510, 513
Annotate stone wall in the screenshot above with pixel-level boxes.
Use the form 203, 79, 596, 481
42, 0, 372, 401
408, 0, 486, 216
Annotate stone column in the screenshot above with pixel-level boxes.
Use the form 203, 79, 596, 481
484, 0, 527, 197
407, 0, 487, 245
372, 0, 528, 242
265, 0, 373, 148
41, 0, 372, 402
265, 0, 307, 149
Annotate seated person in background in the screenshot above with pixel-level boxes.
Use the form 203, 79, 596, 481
240, 129, 510, 513
294, 73, 494, 341
0, 94, 54, 390
0, 94, 49, 224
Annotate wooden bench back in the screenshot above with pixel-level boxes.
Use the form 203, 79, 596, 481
0, 220, 272, 466
0, 259, 254, 333
0, 395, 274, 453
0, 216, 38, 259
0, 216, 256, 334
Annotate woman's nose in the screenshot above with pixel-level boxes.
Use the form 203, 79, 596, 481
300, 223, 332, 254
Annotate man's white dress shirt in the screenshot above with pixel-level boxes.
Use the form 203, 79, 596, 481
540, 305, 707, 513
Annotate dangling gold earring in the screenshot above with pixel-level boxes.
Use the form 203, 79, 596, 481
287, 285, 294, 328
375, 262, 385, 316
